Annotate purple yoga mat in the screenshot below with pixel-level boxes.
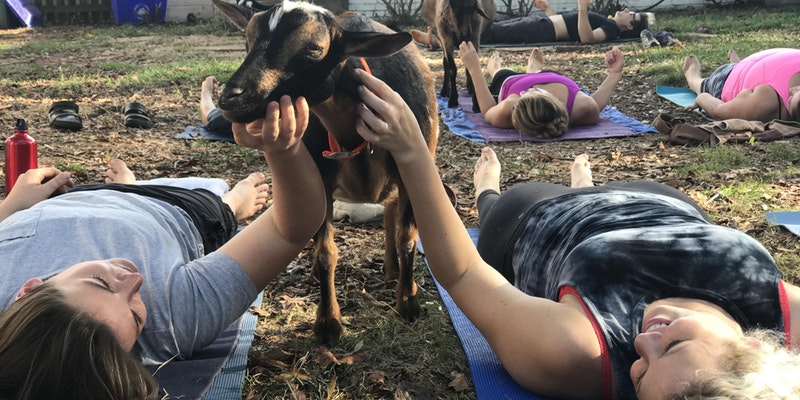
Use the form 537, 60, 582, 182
455, 90, 652, 142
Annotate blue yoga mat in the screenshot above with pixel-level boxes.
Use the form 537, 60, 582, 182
655, 85, 712, 119
766, 211, 800, 237
419, 228, 552, 400
149, 292, 263, 399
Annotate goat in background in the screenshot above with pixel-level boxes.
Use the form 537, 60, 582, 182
422, 0, 496, 110
212, 0, 439, 345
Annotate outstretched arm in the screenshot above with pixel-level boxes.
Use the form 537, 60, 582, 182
576, 0, 607, 43
570, 47, 623, 126
686, 85, 779, 122
591, 46, 624, 109
458, 42, 515, 129
220, 96, 326, 291
0, 167, 74, 223
353, 69, 603, 398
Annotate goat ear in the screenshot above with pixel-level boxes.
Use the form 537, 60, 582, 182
212, 0, 258, 30
340, 31, 412, 58
476, 6, 492, 20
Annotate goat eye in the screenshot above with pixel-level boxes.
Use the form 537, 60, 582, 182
304, 44, 324, 59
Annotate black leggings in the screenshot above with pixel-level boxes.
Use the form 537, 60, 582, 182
68, 183, 238, 254
475, 182, 712, 282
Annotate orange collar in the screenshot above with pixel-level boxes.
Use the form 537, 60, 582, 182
322, 57, 372, 160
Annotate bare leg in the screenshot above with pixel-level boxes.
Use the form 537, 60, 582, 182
473, 147, 502, 200
221, 173, 270, 220
526, 47, 545, 74
728, 49, 740, 63
486, 51, 503, 80
570, 154, 593, 188
683, 55, 703, 94
105, 158, 137, 184
200, 76, 218, 124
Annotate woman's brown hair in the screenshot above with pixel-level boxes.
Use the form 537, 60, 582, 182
0, 283, 158, 400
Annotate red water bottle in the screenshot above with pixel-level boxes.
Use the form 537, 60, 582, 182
4, 119, 38, 196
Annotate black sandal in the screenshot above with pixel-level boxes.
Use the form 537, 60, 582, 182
123, 102, 153, 129
49, 101, 83, 131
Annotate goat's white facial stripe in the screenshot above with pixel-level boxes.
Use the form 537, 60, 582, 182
268, 5, 284, 32
283, 0, 331, 17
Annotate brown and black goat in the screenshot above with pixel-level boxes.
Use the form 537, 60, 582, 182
422, 0, 495, 110
212, 0, 439, 345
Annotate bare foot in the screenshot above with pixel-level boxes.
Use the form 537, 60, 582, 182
410, 28, 431, 47
728, 49, 740, 63
526, 47, 545, 73
683, 55, 703, 94
222, 172, 270, 220
105, 158, 137, 184
570, 154, 593, 188
473, 147, 501, 200
487, 51, 503, 79
200, 76, 218, 124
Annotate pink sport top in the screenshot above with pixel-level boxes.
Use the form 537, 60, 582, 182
499, 72, 581, 116
721, 48, 800, 108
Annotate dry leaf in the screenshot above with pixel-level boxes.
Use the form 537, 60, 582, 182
366, 370, 386, 385
316, 346, 337, 368
248, 306, 269, 317
448, 371, 470, 392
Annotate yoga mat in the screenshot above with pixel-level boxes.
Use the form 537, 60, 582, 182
418, 229, 552, 400
175, 124, 236, 143
440, 90, 656, 142
655, 85, 711, 119
149, 292, 263, 399
766, 211, 800, 237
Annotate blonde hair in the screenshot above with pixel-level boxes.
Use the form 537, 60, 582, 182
511, 95, 569, 139
671, 329, 800, 399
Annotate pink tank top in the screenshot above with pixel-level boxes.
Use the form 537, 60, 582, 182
721, 48, 800, 108
499, 72, 581, 116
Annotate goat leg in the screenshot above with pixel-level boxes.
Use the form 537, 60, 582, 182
312, 218, 344, 345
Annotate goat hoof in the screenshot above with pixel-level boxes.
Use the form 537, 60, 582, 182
313, 316, 343, 345
396, 293, 421, 322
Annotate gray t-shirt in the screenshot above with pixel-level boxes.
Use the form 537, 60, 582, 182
0, 190, 257, 365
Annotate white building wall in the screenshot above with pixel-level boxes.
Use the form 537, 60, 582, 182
165, 0, 217, 22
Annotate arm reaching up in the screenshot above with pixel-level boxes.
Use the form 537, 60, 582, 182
221, 95, 326, 291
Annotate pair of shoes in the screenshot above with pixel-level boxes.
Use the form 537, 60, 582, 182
49, 101, 83, 130
640, 29, 660, 48
123, 102, 153, 129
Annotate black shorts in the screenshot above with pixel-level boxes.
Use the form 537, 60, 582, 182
68, 183, 238, 254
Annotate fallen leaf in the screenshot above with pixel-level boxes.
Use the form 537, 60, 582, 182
248, 306, 269, 317
448, 371, 470, 392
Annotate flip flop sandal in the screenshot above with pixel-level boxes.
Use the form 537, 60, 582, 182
123, 102, 153, 129
49, 101, 83, 131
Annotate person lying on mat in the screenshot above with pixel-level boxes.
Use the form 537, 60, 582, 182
411, 0, 649, 49
0, 96, 325, 399
683, 48, 800, 123
458, 42, 624, 138
351, 68, 800, 399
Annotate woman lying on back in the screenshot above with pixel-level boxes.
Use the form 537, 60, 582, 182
351, 67, 800, 399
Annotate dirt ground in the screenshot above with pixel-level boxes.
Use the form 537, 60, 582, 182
2, 26, 800, 399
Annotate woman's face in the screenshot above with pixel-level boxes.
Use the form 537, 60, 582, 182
630, 299, 744, 400
46, 258, 147, 351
